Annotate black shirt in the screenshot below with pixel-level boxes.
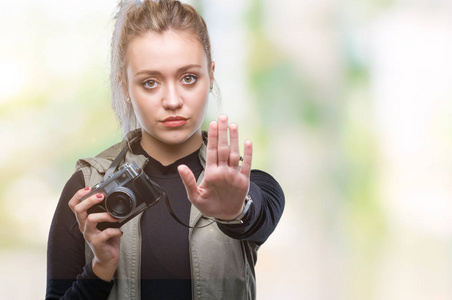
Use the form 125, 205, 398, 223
138, 146, 202, 299
46, 143, 284, 300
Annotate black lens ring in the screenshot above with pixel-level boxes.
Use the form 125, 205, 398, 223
105, 187, 136, 218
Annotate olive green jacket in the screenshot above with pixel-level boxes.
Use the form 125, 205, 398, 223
76, 130, 258, 300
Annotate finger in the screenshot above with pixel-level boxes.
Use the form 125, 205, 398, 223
89, 227, 123, 248
229, 123, 240, 169
206, 121, 218, 166
96, 227, 123, 243
68, 187, 92, 211
74, 193, 105, 216
177, 165, 200, 203
84, 212, 120, 237
217, 115, 229, 165
240, 140, 253, 178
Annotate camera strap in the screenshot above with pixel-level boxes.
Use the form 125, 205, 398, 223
103, 145, 130, 180
161, 191, 214, 229
108, 144, 214, 229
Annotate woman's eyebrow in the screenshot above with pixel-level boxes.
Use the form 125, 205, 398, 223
134, 64, 203, 77
178, 64, 202, 73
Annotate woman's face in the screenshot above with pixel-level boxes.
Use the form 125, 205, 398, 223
124, 30, 214, 148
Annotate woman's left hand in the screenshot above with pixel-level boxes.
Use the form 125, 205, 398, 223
178, 115, 252, 221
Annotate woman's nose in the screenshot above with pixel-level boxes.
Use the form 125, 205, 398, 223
162, 84, 183, 110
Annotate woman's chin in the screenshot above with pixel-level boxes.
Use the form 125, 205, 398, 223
143, 127, 202, 148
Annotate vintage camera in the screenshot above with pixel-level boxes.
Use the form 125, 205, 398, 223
81, 161, 162, 230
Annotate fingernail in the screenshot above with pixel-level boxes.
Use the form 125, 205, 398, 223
96, 193, 103, 199
84, 187, 90, 191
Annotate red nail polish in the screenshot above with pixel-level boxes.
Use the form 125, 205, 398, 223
96, 194, 103, 199
84, 187, 90, 191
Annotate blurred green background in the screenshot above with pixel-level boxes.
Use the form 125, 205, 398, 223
1, 0, 452, 299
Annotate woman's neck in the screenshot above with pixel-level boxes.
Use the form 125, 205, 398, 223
139, 129, 203, 166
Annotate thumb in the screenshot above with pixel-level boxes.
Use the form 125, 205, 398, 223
177, 164, 199, 202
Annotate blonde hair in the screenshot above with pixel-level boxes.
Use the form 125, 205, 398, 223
110, 0, 213, 136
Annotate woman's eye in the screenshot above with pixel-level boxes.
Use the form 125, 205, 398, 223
181, 75, 197, 84
142, 80, 158, 89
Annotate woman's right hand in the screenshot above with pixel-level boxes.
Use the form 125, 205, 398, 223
68, 187, 123, 282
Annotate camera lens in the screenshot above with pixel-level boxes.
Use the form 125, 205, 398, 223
105, 187, 136, 218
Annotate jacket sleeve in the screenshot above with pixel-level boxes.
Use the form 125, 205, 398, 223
217, 169, 285, 245
46, 171, 113, 300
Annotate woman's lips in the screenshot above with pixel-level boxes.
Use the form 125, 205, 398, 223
161, 116, 188, 128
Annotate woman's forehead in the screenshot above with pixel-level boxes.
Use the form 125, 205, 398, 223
126, 30, 208, 73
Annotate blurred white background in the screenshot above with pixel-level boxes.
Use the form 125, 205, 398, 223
1, 0, 452, 299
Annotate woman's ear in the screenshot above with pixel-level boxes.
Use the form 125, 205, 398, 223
118, 72, 129, 101
210, 61, 216, 89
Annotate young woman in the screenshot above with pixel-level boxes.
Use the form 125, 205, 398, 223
46, 1, 284, 299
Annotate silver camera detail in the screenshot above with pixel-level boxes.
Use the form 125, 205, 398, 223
81, 161, 162, 230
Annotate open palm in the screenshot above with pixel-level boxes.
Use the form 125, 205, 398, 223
178, 115, 252, 221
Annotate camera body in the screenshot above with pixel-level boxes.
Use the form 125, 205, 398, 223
81, 161, 162, 230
